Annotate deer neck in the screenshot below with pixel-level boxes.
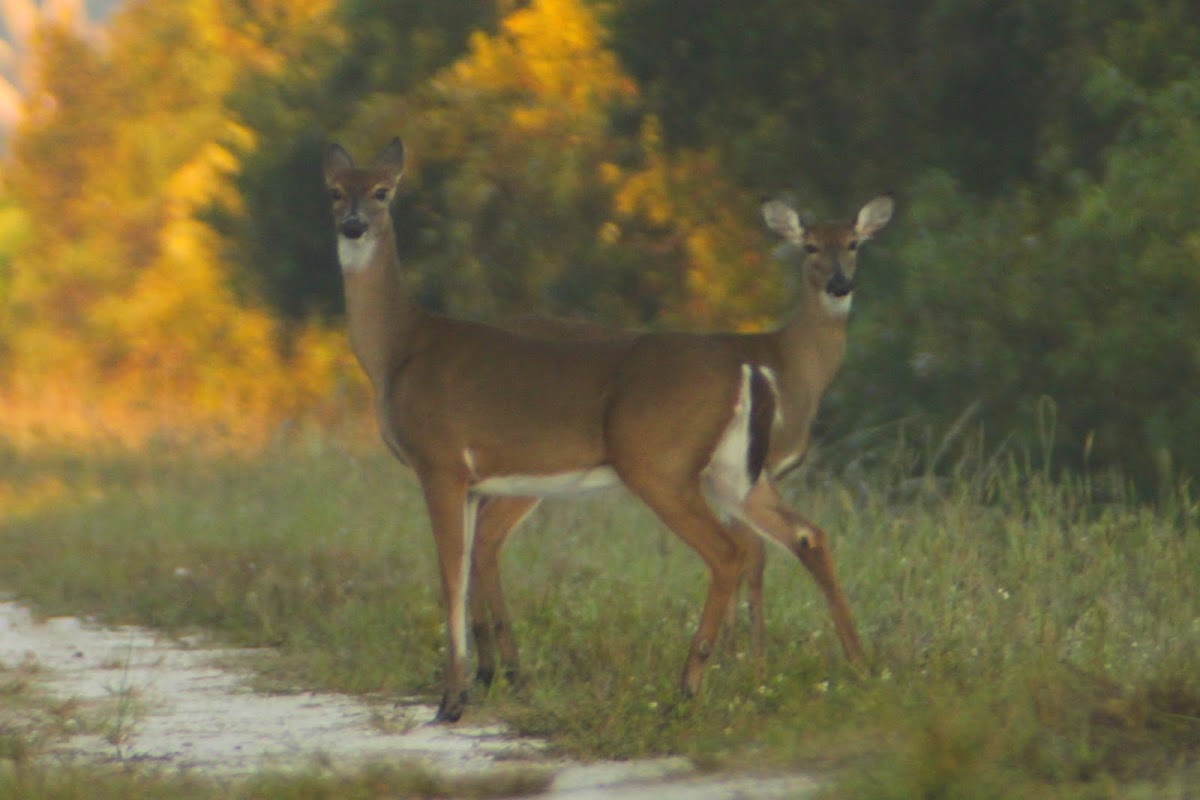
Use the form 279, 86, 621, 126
775, 284, 850, 398
339, 228, 422, 395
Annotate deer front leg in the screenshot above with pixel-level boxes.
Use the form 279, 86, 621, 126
470, 496, 539, 687
740, 477, 866, 670
793, 522, 865, 669
419, 471, 478, 723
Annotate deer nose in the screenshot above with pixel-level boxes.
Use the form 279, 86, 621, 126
826, 268, 854, 297
340, 217, 368, 239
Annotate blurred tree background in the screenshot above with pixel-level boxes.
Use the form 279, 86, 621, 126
2, 0, 1199, 488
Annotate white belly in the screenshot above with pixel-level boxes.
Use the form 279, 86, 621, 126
472, 466, 622, 498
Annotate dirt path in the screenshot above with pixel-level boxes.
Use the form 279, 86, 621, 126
0, 600, 820, 797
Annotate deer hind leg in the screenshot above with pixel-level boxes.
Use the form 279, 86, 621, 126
719, 568, 739, 653
606, 351, 765, 695
718, 523, 766, 663
624, 477, 749, 697
468, 557, 495, 688
419, 471, 478, 723
737, 477, 866, 669
742, 528, 767, 661
471, 496, 539, 687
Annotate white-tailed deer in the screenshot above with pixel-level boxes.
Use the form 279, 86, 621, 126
467, 195, 893, 687
323, 138, 866, 722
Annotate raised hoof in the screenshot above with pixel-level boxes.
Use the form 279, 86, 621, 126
433, 690, 468, 723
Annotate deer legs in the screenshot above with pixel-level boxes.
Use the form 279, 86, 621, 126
440, 467, 861, 722
720, 526, 767, 660
469, 503, 772, 691
625, 480, 752, 695
470, 496, 538, 687
419, 471, 478, 723
463, 482, 860, 693
451, 475, 861, 722
738, 477, 866, 669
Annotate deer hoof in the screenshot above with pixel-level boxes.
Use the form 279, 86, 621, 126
434, 690, 468, 723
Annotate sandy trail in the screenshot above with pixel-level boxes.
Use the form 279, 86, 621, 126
0, 600, 820, 797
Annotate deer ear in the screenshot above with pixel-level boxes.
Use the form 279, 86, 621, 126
375, 137, 406, 183
323, 143, 353, 181
855, 194, 895, 239
761, 198, 805, 241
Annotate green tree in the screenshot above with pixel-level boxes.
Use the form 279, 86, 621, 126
609, 0, 1056, 204
342, 0, 652, 321
215, 0, 498, 321
837, 65, 1200, 486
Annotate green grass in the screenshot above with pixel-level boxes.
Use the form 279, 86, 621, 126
2, 433, 1199, 797
0, 762, 551, 800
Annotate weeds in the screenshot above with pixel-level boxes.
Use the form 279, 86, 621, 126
0, 762, 551, 800
101, 637, 143, 760
1, 434, 1198, 797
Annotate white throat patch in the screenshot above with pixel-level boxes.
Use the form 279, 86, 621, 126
338, 235, 378, 273
821, 291, 853, 317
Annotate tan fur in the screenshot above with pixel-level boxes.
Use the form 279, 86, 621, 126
324, 139, 867, 721
468, 195, 891, 677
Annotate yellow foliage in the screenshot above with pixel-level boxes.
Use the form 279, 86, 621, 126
0, 0, 784, 449
0, 202, 30, 251
448, 0, 635, 136
164, 128, 254, 214
0, 0, 360, 450
398, 3, 780, 332
608, 117, 778, 330
597, 161, 623, 187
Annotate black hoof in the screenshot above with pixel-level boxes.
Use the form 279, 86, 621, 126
475, 666, 496, 688
434, 690, 468, 723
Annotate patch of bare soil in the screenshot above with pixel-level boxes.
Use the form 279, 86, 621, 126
0, 601, 820, 798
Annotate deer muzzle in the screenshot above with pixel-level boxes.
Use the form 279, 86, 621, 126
340, 216, 369, 240
826, 267, 854, 297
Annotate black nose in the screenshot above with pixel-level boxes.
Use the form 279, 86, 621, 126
340, 218, 368, 239
826, 270, 854, 297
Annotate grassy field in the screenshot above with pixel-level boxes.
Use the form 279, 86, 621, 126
1, 431, 1198, 798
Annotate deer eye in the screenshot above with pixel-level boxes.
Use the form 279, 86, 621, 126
803, 243, 819, 254
328, 187, 344, 201
847, 240, 859, 251
372, 187, 389, 201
